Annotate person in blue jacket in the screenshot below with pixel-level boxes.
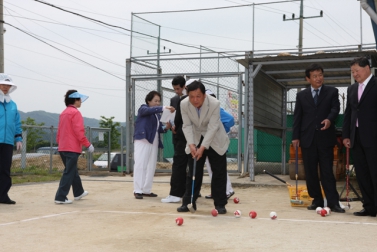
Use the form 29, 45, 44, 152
0, 74, 22, 205
133, 91, 175, 199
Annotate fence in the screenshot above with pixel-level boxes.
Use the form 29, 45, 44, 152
11, 125, 111, 175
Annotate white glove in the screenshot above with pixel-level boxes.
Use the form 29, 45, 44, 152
16, 142, 22, 151
87, 144, 94, 153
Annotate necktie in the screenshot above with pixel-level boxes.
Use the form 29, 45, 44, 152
314, 89, 319, 105
358, 83, 364, 101
357, 83, 364, 127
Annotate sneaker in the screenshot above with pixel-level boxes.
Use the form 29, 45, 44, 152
205, 194, 212, 199
74, 191, 88, 200
55, 199, 73, 204
161, 195, 181, 203
227, 191, 235, 200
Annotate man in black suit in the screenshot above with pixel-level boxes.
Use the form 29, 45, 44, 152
342, 57, 377, 217
292, 63, 344, 213
161, 76, 188, 203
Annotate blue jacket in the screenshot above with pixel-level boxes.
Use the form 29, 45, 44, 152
133, 104, 166, 148
220, 107, 234, 133
0, 100, 22, 145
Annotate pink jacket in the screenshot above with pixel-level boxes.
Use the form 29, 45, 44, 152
57, 105, 90, 153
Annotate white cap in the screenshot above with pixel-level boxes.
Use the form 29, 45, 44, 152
205, 89, 214, 95
0, 73, 17, 94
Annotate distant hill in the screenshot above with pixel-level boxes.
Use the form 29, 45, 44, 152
18, 110, 125, 128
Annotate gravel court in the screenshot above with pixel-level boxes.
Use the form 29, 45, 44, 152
0, 176, 375, 252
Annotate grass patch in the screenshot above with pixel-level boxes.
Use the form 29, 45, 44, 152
11, 166, 62, 184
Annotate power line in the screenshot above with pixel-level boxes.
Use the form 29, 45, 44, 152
133, 0, 301, 14
34, 0, 203, 51
2, 13, 126, 35
3, 21, 125, 81
4, 3, 129, 67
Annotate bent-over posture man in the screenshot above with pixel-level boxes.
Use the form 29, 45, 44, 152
178, 81, 229, 214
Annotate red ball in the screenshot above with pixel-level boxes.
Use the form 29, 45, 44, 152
211, 209, 218, 217
175, 217, 184, 225
320, 209, 327, 217
249, 210, 257, 219
233, 197, 240, 204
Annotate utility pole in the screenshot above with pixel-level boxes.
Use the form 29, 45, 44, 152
283, 0, 323, 55
0, 0, 4, 72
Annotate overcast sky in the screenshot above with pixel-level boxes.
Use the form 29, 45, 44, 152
4, 0, 376, 122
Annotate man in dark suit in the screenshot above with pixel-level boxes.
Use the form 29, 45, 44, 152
292, 63, 344, 213
342, 57, 377, 217
161, 76, 188, 203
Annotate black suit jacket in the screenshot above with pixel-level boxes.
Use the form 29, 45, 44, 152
173, 95, 188, 143
170, 95, 181, 109
293, 85, 340, 148
342, 75, 377, 148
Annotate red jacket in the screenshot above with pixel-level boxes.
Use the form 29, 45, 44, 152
57, 105, 90, 153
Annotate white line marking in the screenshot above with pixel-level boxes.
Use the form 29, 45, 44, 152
2, 210, 376, 227
88, 210, 377, 225
0, 211, 79, 226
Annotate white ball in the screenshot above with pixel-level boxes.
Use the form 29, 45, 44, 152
234, 210, 241, 218
316, 207, 323, 214
324, 207, 331, 216
270, 211, 277, 219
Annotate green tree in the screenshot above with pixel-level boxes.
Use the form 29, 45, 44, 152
99, 116, 121, 150
21, 117, 46, 152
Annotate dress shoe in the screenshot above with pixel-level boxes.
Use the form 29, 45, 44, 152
307, 204, 321, 210
215, 205, 227, 214
205, 194, 212, 199
134, 193, 143, 199
330, 205, 345, 213
177, 203, 196, 212
177, 205, 189, 212
353, 209, 376, 217
143, 192, 157, 197
0, 199, 16, 204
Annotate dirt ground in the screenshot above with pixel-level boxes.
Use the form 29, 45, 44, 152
0, 174, 375, 252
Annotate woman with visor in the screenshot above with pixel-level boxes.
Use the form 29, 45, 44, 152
54, 90, 94, 204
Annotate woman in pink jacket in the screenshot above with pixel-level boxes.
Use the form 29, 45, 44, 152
54, 90, 94, 204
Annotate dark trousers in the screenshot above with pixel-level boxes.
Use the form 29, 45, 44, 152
169, 140, 188, 197
55, 151, 84, 201
182, 147, 227, 207
301, 132, 339, 207
353, 129, 377, 215
0, 144, 13, 202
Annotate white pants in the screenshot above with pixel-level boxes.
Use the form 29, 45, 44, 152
206, 157, 233, 195
133, 134, 158, 194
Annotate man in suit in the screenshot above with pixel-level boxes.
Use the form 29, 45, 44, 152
177, 80, 229, 214
292, 63, 344, 213
343, 57, 377, 217
161, 76, 188, 203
